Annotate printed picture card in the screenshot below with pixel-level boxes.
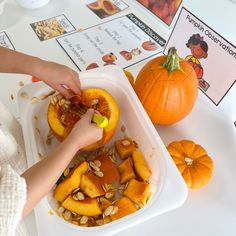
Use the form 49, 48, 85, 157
135, 0, 183, 26
164, 7, 236, 105
0, 32, 15, 50
30, 15, 76, 41
86, 0, 129, 19
57, 13, 166, 71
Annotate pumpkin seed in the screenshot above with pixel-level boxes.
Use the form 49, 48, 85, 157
94, 171, 104, 177
58, 206, 65, 214
10, 94, 14, 100
90, 98, 99, 106
19, 81, 24, 87
71, 221, 79, 225
94, 160, 101, 167
121, 139, 131, 146
80, 216, 88, 224
104, 205, 114, 217
121, 124, 126, 132
59, 98, 66, 106
75, 192, 85, 201
35, 128, 40, 134
31, 97, 40, 104
89, 161, 100, 172
105, 191, 115, 199
63, 210, 72, 221
20, 92, 29, 99
63, 167, 70, 177
111, 205, 118, 215
38, 152, 44, 159
96, 219, 105, 226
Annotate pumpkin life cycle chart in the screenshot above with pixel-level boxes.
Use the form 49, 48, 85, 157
164, 7, 236, 106
56, 13, 166, 71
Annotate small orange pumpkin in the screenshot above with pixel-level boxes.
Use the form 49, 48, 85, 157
134, 47, 198, 125
47, 88, 120, 151
167, 140, 214, 189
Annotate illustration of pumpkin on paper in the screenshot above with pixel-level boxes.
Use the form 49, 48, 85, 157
141, 40, 158, 51
185, 34, 209, 91
102, 52, 117, 65
119, 48, 142, 61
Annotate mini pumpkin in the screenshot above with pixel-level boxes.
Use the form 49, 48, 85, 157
167, 140, 214, 189
134, 47, 198, 125
47, 88, 120, 151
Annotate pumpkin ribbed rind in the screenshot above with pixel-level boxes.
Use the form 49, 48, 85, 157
134, 52, 198, 125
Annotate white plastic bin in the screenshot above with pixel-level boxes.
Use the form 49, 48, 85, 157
18, 66, 188, 236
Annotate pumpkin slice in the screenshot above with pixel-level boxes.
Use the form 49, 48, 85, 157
87, 1, 102, 10
132, 150, 152, 181
115, 137, 137, 159
62, 196, 102, 216
118, 158, 136, 184
47, 88, 120, 151
123, 179, 151, 206
101, 0, 118, 15
94, 155, 120, 184
80, 172, 105, 198
53, 161, 88, 203
110, 197, 137, 221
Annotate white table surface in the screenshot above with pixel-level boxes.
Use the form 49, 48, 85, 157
0, 0, 236, 236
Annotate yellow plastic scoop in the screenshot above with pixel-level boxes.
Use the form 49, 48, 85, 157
92, 113, 108, 128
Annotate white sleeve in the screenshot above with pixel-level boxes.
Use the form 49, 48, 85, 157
0, 165, 27, 236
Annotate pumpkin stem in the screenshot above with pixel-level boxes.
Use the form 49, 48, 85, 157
185, 157, 193, 166
163, 47, 180, 72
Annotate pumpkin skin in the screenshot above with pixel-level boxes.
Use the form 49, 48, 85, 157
167, 140, 214, 189
47, 88, 120, 151
134, 47, 198, 125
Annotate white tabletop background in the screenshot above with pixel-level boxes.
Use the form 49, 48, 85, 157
0, 0, 236, 235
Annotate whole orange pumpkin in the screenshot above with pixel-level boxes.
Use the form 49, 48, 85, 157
134, 47, 198, 125
167, 140, 214, 189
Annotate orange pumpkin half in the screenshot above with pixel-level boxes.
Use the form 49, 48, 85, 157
134, 47, 198, 125
167, 140, 214, 189
47, 88, 120, 151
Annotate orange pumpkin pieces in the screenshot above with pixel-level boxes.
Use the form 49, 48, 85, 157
167, 140, 214, 189
53, 161, 88, 202
94, 155, 120, 184
47, 88, 120, 151
115, 137, 137, 159
110, 197, 137, 221
134, 47, 198, 125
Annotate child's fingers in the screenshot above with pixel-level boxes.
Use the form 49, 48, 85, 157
53, 84, 70, 98
82, 108, 95, 122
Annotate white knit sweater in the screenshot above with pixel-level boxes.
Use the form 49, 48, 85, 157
0, 101, 29, 236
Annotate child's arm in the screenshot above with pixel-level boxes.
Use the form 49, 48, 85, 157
0, 46, 81, 98
21, 109, 103, 217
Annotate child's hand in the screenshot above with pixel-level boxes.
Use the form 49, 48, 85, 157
35, 60, 81, 98
67, 109, 103, 149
